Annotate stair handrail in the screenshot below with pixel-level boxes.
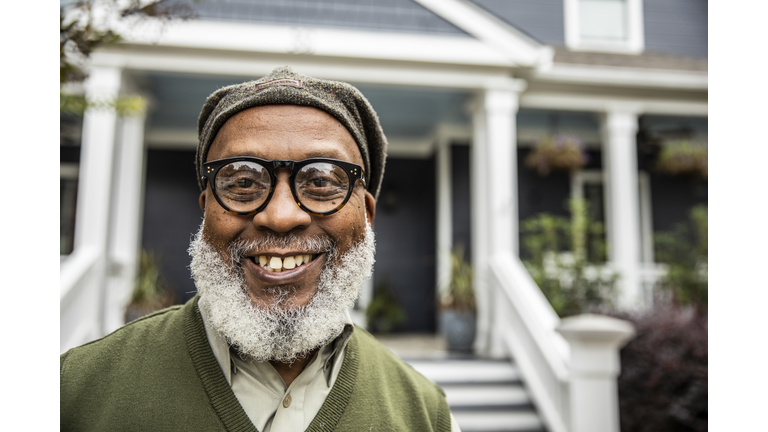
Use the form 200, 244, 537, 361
488, 251, 570, 432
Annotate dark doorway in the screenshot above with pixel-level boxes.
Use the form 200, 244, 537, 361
372, 156, 437, 333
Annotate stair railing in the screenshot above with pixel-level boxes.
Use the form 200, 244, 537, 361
488, 251, 570, 432
488, 251, 634, 432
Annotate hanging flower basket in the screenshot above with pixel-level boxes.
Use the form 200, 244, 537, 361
525, 135, 589, 176
656, 140, 708, 178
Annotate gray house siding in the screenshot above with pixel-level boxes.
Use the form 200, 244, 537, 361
644, 0, 708, 57
190, 0, 467, 35
471, 0, 565, 44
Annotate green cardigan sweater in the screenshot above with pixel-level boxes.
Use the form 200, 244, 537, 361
60, 296, 452, 432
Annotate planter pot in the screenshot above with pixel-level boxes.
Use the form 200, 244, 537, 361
440, 310, 476, 353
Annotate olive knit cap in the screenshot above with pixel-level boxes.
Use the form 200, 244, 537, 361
196, 66, 388, 200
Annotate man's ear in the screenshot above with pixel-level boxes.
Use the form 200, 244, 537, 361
199, 190, 207, 213
364, 190, 376, 226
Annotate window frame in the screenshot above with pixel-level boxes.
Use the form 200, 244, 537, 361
564, 0, 645, 54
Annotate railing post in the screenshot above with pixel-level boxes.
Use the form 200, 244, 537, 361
556, 314, 635, 432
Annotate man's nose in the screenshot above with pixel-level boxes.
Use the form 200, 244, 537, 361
252, 171, 312, 233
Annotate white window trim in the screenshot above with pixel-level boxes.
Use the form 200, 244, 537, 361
564, 0, 645, 54
571, 169, 654, 263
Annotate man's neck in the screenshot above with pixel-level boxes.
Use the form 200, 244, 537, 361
269, 348, 319, 387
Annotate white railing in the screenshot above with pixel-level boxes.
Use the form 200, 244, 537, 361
489, 252, 570, 432
487, 251, 634, 432
60, 246, 104, 354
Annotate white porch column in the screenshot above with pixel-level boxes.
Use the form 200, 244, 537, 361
104, 107, 147, 333
601, 108, 643, 308
471, 82, 524, 354
436, 136, 453, 300
557, 314, 635, 432
63, 66, 122, 350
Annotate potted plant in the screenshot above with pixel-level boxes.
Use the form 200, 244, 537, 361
439, 246, 476, 353
655, 140, 708, 178
525, 135, 589, 176
125, 249, 175, 323
365, 279, 407, 334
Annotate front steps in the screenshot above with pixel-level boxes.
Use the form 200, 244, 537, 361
405, 357, 546, 432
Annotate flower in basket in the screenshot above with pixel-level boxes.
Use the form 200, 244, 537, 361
656, 140, 707, 178
525, 135, 589, 176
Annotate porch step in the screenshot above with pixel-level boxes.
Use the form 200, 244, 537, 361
405, 357, 546, 432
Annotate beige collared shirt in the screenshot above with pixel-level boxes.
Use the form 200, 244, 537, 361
199, 303, 461, 432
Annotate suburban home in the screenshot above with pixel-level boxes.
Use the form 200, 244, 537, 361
61, 1, 707, 431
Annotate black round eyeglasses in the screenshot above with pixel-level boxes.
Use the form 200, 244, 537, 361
201, 157, 367, 216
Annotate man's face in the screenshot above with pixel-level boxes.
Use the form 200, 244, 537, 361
199, 105, 376, 310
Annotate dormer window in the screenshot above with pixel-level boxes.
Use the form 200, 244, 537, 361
565, 0, 645, 54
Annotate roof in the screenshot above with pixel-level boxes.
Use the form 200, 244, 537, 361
188, 0, 468, 35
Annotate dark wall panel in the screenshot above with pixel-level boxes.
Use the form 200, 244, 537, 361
141, 149, 203, 304
644, 0, 708, 58
650, 175, 707, 233
451, 145, 472, 260
373, 156, 437, 333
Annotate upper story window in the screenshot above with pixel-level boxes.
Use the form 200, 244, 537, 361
565, 0, 644, 54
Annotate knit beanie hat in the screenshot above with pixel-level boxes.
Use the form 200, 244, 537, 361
196, 66, 388, 200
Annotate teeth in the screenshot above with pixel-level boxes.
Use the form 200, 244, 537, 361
270, 257, 282, 269
283, 256, 296, 269
258, 254, 315, 271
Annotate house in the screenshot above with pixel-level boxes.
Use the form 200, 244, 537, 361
60, 1, 706, 430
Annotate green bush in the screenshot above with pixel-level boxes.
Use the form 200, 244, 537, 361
654, 205, 708, 307
521, 199, 619, 317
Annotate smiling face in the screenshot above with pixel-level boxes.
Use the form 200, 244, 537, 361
199, 105, 376, 310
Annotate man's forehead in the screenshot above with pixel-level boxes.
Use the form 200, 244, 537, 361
208, 105, 363, 165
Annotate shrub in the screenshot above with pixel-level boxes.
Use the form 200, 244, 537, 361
613, 305, 707, 432
654, 205, 708, 307
521, 199, 618, 317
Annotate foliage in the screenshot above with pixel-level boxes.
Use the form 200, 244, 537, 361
612, 304, 707, 432
521, 199, 618, 317
60, 91, 147, 117
365, 279, 407, 334
128, 249, 174, 317
60, 0, 196, 116
440, 245, 475, 313
656, 140, 708, 178
654, 205, 708, 307
525, 135, 589, 176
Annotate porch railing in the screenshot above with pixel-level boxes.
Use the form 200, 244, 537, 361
60, 246, 104, 354
487, 251, 634, 432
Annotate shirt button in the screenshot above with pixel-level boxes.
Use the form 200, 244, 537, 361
283, 394, 292, 408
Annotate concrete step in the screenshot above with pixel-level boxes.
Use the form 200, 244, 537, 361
404, 357, 546, 432
453, 410, 544, 432
406, 358, 522, 385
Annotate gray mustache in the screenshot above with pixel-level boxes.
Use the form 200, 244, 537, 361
228, 233, 335, 260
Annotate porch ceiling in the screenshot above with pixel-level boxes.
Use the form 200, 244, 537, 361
141, 71, 473, 150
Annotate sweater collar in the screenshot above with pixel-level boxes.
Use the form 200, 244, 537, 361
198, 298, 355, 387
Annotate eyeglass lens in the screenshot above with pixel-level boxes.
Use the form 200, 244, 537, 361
214, 161, 351, 214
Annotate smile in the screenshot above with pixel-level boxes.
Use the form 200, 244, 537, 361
248, 253, 320, 272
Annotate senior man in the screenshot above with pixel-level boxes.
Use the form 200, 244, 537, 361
61, 67, 460, 432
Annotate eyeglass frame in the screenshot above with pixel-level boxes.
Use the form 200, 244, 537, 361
201, 156, 367, 216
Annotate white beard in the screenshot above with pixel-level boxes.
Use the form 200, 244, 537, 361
188, 222, 375, 363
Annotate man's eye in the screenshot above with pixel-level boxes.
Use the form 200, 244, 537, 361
312, 178, 330, 188
236, 178, 255, 188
